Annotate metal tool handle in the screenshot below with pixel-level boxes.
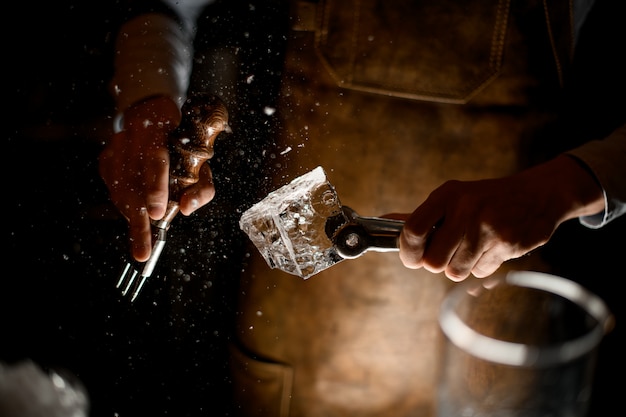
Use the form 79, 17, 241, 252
152, 93, 229, 230
150, 93, 229, 231
146, 93, 229, 263
145, 93, 229, 242
334, 207, 405, 259
168, 93, 230, 200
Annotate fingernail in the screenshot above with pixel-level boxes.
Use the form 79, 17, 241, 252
147, 203, 164, 213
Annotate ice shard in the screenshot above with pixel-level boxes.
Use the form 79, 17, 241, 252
239, 166, 346, 279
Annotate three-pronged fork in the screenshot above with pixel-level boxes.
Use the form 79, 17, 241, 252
116, 202, 179, 302
114, 93, 229, 302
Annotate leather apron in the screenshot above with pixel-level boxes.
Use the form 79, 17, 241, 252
230, 1, 574, 416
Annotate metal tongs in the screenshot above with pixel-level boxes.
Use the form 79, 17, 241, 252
330, 206, 405, 259
116, 93, 229, 302
239, 166, 405, 279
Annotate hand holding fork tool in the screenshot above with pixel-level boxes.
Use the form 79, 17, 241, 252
117, 93, 229, 302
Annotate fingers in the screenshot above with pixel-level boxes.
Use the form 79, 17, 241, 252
443, 228, 498, 281
143, 146, 170, 220
128, 205, 153, 262
398, 180, 508, 281
403, 218, 504, 281
100, 133, 171, 219
470, 252, 505, 278
98, 97, 189, 262
179, 163, 216, 215
99, 130, 171, 262
398, 192, 448, 269
419, 218, 466, 279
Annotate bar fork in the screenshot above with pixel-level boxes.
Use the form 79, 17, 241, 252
116, 203, 179, 302
113, 93, 229, 302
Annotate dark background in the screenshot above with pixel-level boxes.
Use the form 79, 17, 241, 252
3, 1, 625, 416
4, 2, 257, 416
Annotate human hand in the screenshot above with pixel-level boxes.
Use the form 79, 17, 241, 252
99, 96, 216, 262
395, 155, 604, 281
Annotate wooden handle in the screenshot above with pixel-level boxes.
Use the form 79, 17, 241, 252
168, 93, 230, 200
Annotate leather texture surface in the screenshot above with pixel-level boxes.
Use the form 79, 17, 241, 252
231, 1, 571, 416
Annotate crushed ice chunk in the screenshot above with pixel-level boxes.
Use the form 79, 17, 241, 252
239, 166, 344, 279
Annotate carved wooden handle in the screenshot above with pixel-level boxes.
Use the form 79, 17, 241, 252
168, 93, 230, 200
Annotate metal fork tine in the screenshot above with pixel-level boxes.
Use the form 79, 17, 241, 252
115, 203, 179, 302
117, 263, 133, 289
130, 275, 149, 302
116, 228, 168, 301
122, 270, 138, 296
118, 264, 139, 296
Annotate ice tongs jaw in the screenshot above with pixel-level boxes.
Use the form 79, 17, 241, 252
238, 166, 406, 280
330, 206, 405, 259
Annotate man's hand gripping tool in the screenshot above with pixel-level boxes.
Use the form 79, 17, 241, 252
117, 93, 229, 302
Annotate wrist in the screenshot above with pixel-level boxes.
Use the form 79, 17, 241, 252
536, 155, 605, 223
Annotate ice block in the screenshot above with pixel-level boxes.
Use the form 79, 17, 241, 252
239, 166, 346, 278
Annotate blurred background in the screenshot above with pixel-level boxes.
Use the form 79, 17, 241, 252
3, 1, 624, 416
